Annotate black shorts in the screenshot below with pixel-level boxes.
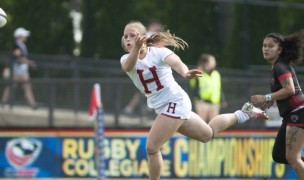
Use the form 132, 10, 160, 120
283, 108, 304, 129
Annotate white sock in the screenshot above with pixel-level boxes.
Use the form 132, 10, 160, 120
234, 110, 250, 123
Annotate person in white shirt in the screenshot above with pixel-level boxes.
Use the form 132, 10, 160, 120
123, 19, 163, 115
120, 21, 268, 180
1, 27, 38, 109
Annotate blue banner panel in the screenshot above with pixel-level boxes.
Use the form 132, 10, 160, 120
0, 130, 299, 179
0, 136, 59, 178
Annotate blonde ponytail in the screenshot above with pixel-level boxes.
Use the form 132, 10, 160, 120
147, 31, 188, 50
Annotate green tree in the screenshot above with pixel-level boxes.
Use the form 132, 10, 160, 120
0, 0, 74, 55
223, 3, 280, 68
80, 0, 220, 66
279, 0, 304, 34
81, 0, 137, 58
158, 0, 220, 65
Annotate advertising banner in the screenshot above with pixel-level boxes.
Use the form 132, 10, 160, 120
0, 130, 298, 179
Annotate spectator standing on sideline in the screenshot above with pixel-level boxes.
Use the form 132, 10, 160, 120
250, 30, 304, 178
146, 19, 163, 37
1, 27, 38, 109
120, 20, 268, 180
190, 53, 226, 122
123, 19, 163, 115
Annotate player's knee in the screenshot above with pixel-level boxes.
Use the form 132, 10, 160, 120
201, 133, 213, 143
199, 128, 213, 143
146, 144, 161, 155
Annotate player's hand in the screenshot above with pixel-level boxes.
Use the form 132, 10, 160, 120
185, 69, 202, 79
134, 34, 147, 50
250, 94, 274, 109
250, 95, 265, 105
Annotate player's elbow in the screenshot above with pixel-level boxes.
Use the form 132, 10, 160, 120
286, 86, 295, 96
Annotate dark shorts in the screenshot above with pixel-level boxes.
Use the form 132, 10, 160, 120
283, 108, 304, 129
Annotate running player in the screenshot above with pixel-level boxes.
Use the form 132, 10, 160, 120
251, 30, 304, 179
120, 20, 267, 180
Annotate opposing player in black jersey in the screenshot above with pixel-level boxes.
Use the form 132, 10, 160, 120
250, 30, 304, 178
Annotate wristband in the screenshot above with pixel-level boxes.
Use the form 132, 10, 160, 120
264, 94, 272, 101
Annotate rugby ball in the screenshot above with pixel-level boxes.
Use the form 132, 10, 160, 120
0, 8, 7, 28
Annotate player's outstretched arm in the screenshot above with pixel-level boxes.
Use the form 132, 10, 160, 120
165, 54, 202, 79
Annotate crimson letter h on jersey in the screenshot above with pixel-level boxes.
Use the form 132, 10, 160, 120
137, 66, 164, 93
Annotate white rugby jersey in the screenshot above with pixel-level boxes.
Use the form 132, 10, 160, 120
120, 47, 187, 109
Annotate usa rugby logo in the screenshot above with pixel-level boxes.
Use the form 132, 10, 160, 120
5, 138, 42, 168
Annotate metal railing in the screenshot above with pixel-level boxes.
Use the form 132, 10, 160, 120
1, 52, 301, 129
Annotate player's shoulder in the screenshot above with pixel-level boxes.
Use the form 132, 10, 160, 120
275, 60, 289, 69
120, 53, 129, 64
273, 60, 292, 74
276, 60, 287, 65
148, 46, 171, 52
148, 47, 174, 57
120, 53, 129, 59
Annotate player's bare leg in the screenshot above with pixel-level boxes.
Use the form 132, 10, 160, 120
177, 112, 213, 142
285, 126, 304, 178
208, 113, 237, 135
146, 114, 184, 180
209, 102, 268, 135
